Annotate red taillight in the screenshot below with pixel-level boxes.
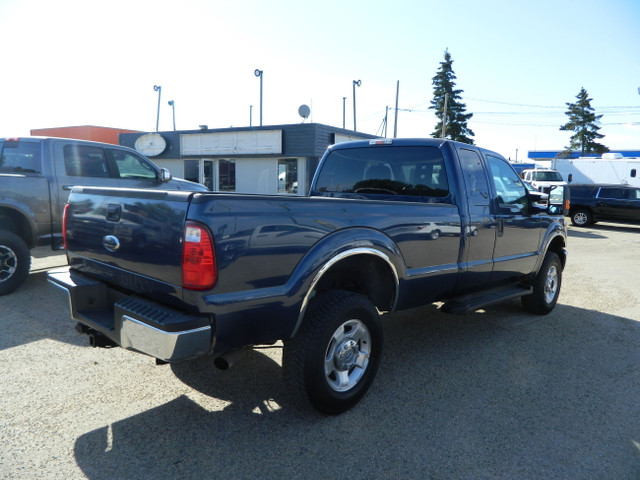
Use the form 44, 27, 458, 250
182, 221, 217, 290
62, 203, 70, 249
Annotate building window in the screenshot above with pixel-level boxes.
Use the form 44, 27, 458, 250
278, 158, 298, 194
219, 159, 236, 191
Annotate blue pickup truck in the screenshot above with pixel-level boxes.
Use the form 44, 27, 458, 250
49, 138, 568, 414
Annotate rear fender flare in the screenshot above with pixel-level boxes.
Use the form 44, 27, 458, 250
0, 203, 38, 247
288, 228, 403, 337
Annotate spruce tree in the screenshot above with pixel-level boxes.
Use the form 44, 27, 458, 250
430, 49, 474, 144
560, 87, 608, 155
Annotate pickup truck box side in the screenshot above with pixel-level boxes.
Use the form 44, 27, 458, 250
0, 137, 206, 295
49, 138, 568, 414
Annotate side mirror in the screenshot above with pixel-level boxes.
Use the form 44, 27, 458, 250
548, 185, 570, 216
159, 168, 172, 183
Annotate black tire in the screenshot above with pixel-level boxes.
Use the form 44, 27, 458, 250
571, 209, 592, 227
283, 290, 383, 415
522, 252, 562, 315
0, 231, 31, 296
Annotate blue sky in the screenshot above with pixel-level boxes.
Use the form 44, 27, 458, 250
1, 0, 639, 160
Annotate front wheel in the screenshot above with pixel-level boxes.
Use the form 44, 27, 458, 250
283, 290, 383, 414
0, 231, 31, 296
522, 252, 562, 315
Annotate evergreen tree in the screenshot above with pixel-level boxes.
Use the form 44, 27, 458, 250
430, 49, 474, 144
560, 87, 608, 155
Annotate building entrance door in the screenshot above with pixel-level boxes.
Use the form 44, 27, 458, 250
202, 160, 214, 190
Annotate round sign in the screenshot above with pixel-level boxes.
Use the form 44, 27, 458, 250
134, 133, 166, 156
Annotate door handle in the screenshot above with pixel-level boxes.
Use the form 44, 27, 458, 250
106, 204, 122, 222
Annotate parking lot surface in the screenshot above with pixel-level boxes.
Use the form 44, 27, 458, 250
2, 223, 640, 479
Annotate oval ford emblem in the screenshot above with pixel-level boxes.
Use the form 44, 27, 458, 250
103, 235, 120, 252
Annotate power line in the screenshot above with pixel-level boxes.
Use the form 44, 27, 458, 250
467, 97, 640, 110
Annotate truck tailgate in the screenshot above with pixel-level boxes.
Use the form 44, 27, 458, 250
64, 186, 195, 300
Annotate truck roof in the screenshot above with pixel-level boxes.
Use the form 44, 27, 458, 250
328, 137, 506, 159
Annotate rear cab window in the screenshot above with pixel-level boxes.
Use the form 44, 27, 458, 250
313, 145, 450, 202
0, 140, 42, 174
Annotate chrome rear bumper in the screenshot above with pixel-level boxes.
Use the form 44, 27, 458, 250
48, 267, 212, 362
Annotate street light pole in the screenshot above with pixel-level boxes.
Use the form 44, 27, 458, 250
353, 80, 361, 131
168, 100, 176, 130
153, 85, 162, 132
255, 69, 263, 126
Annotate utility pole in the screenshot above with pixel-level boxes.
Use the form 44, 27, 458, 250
393, 80, 399, 138
441, 93, 449, 138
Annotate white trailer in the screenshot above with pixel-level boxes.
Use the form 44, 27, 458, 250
553, 153, 640, 186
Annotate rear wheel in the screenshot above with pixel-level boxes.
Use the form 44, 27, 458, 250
571, 209, 592, 227
0, 231, 31, 296
522, 252, 562, 315
283, 290, 382, 414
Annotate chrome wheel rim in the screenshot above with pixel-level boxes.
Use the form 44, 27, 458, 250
0, 245, 17, 283
324, 319, 371, 392
544, 265, 559, 304
574, 212, 588, 225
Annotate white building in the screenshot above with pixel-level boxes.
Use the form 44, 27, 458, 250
120, 124, 376, 194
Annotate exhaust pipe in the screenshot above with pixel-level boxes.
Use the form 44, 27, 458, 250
213, 348, 248, 370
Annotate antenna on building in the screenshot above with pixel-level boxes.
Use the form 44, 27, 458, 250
298, 104, 311, 123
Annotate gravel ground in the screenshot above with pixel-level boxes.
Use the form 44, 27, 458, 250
1, 223, 640, 479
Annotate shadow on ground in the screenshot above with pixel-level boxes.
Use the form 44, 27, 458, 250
73, 302, 640, 480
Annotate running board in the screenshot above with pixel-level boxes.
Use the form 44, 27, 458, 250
441, 285, 533, 314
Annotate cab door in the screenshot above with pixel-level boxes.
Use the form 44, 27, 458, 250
455, 146, 496, 290
486, 153, 544, 282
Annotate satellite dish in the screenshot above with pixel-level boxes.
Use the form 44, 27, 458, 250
298, 104, 311, 122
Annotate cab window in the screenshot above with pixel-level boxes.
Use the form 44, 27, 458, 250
109, 149, 157, 181
487, 154, 527, 213
314, 146, 450, 201
63, 145, 110, 177
598, 188, 624, 199
458, 148, 490, 207
0, 140, 41, 174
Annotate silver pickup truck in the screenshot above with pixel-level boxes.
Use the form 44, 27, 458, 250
0, 136, 206, 295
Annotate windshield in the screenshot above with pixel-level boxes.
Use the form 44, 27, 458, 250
534, 171, 563, 181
